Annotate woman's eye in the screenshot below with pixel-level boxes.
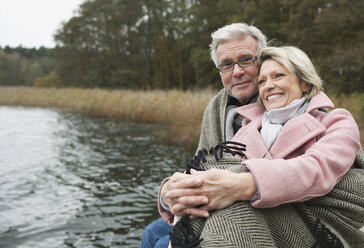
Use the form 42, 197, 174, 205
275, 73, 285, 78
258, 80, 266, 85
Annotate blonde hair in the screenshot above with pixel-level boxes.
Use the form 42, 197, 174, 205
257, 46, 323, 105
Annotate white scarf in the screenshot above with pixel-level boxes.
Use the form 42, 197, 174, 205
260, 97, 309, 150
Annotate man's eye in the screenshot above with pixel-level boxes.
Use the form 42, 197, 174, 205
223, 61, 233, 66
239, 57, 251, 62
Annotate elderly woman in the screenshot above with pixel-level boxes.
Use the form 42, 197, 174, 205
227, 46, 362, 208
164, 46, 363, 248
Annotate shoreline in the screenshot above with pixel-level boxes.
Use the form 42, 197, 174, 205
0, 86, 362, 148
0, 86, 216, 151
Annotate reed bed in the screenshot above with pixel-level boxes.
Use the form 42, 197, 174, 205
0, 86, 362, 149
326, 90, 364, 147
0, 87, 216, 150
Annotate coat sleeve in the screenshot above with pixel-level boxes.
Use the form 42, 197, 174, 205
244, 108, 362, 208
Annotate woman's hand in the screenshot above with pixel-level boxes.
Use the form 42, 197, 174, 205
161, 172, 210, 217
165, 169, 257, 213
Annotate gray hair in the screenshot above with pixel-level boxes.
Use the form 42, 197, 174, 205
258, 46, 323, 101
209, 23, 267, 67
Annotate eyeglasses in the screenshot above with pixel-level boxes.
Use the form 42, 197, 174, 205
217, 56, 258, 73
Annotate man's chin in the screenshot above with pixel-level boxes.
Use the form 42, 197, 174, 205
232, 91, 257, 105
232, 94, 248, 104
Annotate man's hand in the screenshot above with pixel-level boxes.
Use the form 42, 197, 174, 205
165, 169, 257, 214
161, 172, 210, 217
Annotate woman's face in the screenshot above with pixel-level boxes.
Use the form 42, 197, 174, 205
258, 59, 309, 111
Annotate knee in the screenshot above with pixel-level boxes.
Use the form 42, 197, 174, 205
141, 219, 171, 248
141, 222, 155, 247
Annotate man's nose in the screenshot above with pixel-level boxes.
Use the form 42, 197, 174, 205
232, 64, 245, 77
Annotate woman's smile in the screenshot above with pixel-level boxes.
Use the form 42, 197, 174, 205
266, 93, 284, 102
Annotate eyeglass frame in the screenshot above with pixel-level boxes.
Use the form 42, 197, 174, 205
217, 56, 258, 73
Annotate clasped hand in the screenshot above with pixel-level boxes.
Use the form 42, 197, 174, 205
161, 168, 256, 218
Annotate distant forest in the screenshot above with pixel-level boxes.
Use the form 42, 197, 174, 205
0, 0, 363, 93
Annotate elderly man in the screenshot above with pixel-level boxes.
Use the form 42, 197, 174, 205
141, 22, 267, 248
160, 22, 267, 222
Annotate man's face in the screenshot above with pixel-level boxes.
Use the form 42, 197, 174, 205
216, 36, 259, 104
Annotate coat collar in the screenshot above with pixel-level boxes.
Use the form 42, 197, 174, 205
306, 91, 334, 112
233, 92, 334, 159
235, 91, 334, 123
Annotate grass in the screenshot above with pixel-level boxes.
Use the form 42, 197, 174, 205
0, 86, 362, 149
326, 90, 364, 148
0, 86, 215, 151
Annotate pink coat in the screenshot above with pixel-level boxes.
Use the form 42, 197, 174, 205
232, 91, 361, 208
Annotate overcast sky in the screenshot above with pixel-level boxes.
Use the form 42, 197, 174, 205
0, 0, 84, 48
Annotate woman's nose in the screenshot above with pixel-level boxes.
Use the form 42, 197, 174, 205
264, 79, 275, 89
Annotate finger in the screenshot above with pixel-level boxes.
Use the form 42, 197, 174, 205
170, 172, 185, 182
198, 204, 212, 212
170, 202, 189, 215
184, 208, 209, 218
190, 168, 215, 175
178, 195, 208, 207
190, 169, 200, 175
168, 177, 203, 192
165, 188, 203, 199
171, 205, 209, 218
171, 195, 208, 212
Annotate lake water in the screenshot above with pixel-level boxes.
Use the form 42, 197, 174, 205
0, 106, 193, 248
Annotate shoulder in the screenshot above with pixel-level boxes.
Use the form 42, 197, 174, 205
309, 106, 360, 143
201, 89, 227, 120
307, 92, 357, 126
206, 89, 228, 109
319, 108, 357, 126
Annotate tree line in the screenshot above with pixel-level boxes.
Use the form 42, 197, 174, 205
0, 46, 54, 87
1, 0, 363, 93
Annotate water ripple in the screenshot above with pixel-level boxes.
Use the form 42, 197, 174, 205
0, 106, 192, 248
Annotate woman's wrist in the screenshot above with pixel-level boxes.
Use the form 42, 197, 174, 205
234, 172, 257, 201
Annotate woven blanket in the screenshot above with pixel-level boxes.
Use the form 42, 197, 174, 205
171, 89, 364, 248
170, 152, 364, 247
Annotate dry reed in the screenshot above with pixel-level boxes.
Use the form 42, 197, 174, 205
0, 87, 216, 150
0, 87, 362, 149
326, 90, 364, 147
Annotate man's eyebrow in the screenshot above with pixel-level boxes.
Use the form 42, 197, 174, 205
220, 58, 232, 63
238, 54, 254, 58
220, 54, 253, 63
218, 57, 233, 65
